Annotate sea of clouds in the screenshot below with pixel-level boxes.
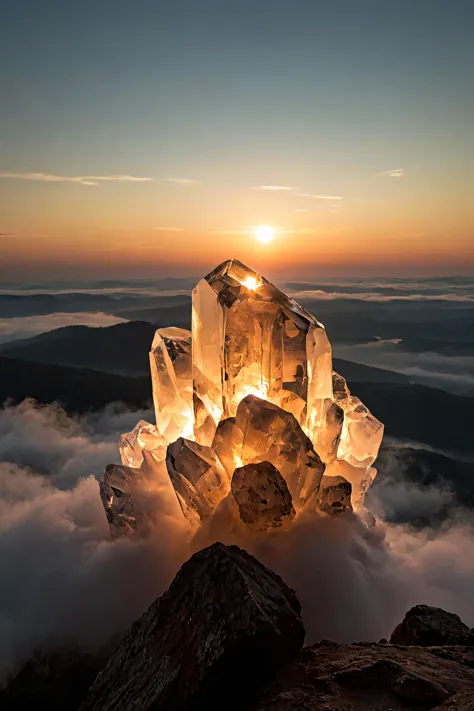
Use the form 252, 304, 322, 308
0, 312, 127, 344
1, 399, 474, 683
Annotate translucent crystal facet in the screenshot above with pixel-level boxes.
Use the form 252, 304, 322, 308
235, 394, 325, 511
324, 459, 377, 510
119, 420, 167, 468
337, 396, 384, 469
166, 437, 230, 526
211, 416, 244, 479
100, 463, 146, 539
150, 327, 193, 442
332, 371, 350, 402
311, 398, 344, 464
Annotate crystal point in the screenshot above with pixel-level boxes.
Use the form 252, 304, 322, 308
192, 259, 332, 435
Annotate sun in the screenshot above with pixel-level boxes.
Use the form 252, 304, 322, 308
255, 225, 274, 244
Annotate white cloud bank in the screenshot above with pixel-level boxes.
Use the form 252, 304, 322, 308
0, 400, 474, 682
0, 312, 127, 345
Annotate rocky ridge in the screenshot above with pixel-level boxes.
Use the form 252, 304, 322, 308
2, 543, 474, 711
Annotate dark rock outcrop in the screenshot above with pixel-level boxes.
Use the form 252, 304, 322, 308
231, 461, 295, 531
80, 542, 305, 711
316, 474, 352, 515
390, 605, 474, 647
0, 647, 111, 711
252, 642, 474, 711
432, 691, 474, 709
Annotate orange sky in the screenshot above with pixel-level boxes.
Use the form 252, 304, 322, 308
1, 1, 473, 279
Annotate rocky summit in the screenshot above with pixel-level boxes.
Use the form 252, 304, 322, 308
79, 543, 305, 711
3, 546, 474, 711
390, 604, 474, 647
250, 642, 474, 710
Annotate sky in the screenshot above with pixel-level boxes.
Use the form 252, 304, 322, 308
0, 0, 473, 279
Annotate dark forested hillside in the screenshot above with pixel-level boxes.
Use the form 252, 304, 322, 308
0, 357, 151, 413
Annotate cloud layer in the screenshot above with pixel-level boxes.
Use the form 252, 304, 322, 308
334, 342, 474, 396
1, 400, 474, 683
0, 312, 127, 345
0, 173, 201, 187
376, 168, 406, 178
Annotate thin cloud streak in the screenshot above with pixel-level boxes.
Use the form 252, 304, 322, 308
0, 172, 202, 187
289, 289, 474, 303
297, 193, 343, 200
376, 168, 406, 178
0, 172, 153, 186
165, 177, 200, 185
251, 185, 294, 191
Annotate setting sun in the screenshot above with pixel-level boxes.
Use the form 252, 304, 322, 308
255, 226, 274, 244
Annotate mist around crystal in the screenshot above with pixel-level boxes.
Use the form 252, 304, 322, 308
1, 398, 474, 684
101, 259, 383, 540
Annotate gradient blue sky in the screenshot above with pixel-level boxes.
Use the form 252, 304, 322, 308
1, 0, 473, 278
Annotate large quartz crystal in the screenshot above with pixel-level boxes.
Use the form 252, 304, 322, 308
192, 259, 332, 444
100, 259, 384, 538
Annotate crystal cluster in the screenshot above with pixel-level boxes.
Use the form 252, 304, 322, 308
101, 259, 383, 537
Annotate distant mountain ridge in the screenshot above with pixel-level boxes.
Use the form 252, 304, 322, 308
0, 356, 151, 412
0, 320, 472, 455
0, 321, 157, 375
0, 320, 408, 382
0, 293, 191, 319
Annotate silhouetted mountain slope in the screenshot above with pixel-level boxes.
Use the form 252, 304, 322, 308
372, 443, 474, 525
0, 293, 191, 318
113, 302, 191, 327
0, 321, 157, 375
1, 322, 471, 455
300, 298, 474, 354
0, 357, 151, 412
0, 293, 119, 318
352, 381, 474, 454
333, 358, 407, 384
0, 320, 409, 382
